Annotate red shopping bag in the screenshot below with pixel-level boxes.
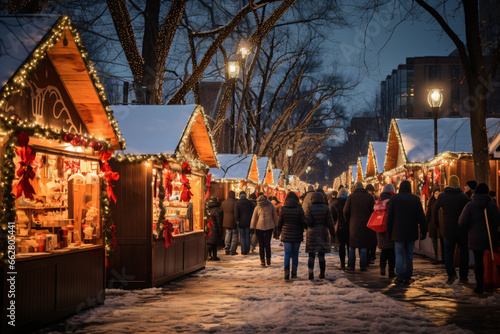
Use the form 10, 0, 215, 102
483, 248, 500, 288
367, 210, 387, 232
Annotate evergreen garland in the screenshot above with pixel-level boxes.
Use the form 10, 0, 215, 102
156, 167, 166, 239
100, 182, 114, 259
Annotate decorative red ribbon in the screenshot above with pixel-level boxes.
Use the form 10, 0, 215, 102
180, 173, 193, 202
13, 132, 36, 199
204, 174, 212, 200
104, 171, 120, 203
64, 160, 80, 174
422, 174, 430, 197
110, 224, 117, 248
163, 220, 174, 248
99, 150, 114, 162
164, 163, 173, 199
206, 217, 213, 239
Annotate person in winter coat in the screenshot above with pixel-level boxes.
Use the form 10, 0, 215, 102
343, 182, 375, 271
270, 196, 282, 240
376, 184, 395, 278
206, 196, 224, 261
331, 188, 349, 268
235, 191, 255, 255
386, 180, 427, 284
459, 183, 500, 293
425, 187, 444, 264
434, 175, 470, 284
248, 193, 259, 253
278, 192, 306, 279
250, 195, 279, 266
366, 183, 378, 264
464, 180, 477, 200
221, 190, 239, 255
305, 192, 336, 279
302, 185, 316, 212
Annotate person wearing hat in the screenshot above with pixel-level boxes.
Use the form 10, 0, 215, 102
343, 181, 375, 271
459, 183, 500, 293
386, 180, 427, 284
302, 185, 316, 212
434, 175, 470, 284
464, 180, 477, 200
235, 191, 256, 255
426, 186, 444, 264
251, 195, 279, 266
377, 184, 396, 278
331, 188, 349, 268
365, 183, 378, 264
206, 195, 224, 261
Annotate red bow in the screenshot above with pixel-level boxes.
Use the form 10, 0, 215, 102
204, 174, 212, 200
422, 174, 430, 197
206, 217, 213, 239
164, 164, 173, 199
110, 224, 117, 248
99, 150, 114, 162
434, 168, 441, 184
163, 220, 174, 248
13, 133, 37, 199
182, 161, 191, 174
105, 171, 120, 203
180, 173, 192, 202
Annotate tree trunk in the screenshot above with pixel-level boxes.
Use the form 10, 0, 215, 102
140, 0, 161, 104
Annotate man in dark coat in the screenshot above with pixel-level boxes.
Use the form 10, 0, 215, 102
434, 175, 470, 284
459, 183, 500, 293
343, 182, 375, 271
386, 180, 427, 284
302, 185, 316, 212
221, 190, 238, 255
206, 196, 224, 261
248, 193, 258, 253
235, 191, 255, 255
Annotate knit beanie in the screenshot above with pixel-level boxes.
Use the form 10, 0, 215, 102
466, 180, 477, 189
307, 185, 314, 192
475, 183, 489, 195
365, 184, 375, 192
448, 175, 460, 187
382, 183, 395, 194
354, 181, 364, 190
239, 191, 247, 199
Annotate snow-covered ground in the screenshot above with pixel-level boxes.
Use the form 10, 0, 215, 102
37, 239, 500, 334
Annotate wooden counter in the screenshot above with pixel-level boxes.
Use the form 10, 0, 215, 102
1, 246, 105, 333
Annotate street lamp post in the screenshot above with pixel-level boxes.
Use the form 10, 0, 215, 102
428, 89, 443, 157
233, 40, 252, 153
286, 148, 293, 180
227, 59, 239, 153
306, 166, 311, 183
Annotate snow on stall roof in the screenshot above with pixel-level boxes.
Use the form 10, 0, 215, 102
350, 165, 357, 182
210, 154, 252, 180
111, 104, 196, 155
360, 156, 368, 177
257, 157, 269, 183
396, 118, 500, 163
0, 15, 60, 88
371, 141, 387, 174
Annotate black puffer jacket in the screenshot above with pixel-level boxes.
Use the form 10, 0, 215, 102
459, 194, 500, 251
386, 181, 427, 242
305, 192, 335, 253
235, 196, 255, 228
207, 199, 224, 246
434, 186, 469, 238
221, 191, 237, 228
278, 197, 305, 243
344, 188, 376, 248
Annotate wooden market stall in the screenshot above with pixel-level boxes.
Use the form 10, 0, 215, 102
357, 156, 367, 184
106, 104, 219, 289
0, 15, 125, 333
209, 154, 259, 200
272, 169, 287, 202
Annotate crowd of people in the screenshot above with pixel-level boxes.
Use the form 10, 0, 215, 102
205, 176, 500, 294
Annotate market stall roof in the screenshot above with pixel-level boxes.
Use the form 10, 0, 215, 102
349, 164, 357, 183
385, 118, 500, 172
273, 169, 282, 187
488, 126, 500, 158
111, 104, 219, 168
257, 157, 269, 184
0, 15, 124, 150
358, 156, 367, 181
371, 141, 388, 175
209, 154, 255, 181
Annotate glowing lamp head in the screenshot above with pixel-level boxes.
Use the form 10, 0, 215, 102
427, 89, 443, 108
227, 61, 239, 79
286, 149, 293, 157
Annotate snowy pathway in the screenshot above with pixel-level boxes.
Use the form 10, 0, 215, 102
36, 239, 500, 334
